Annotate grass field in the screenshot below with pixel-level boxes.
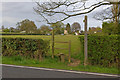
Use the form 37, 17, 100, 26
2, 35, 84, 61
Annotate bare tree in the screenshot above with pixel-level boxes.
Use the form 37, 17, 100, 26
93, 4, 120, 22
33, 0, 112, 24
33, 0, 116, 63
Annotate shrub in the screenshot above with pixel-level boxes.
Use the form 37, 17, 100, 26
79, 35, 119, 67
2, 38, 50, 60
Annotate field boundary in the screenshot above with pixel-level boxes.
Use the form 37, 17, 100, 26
1, 64, 119, 77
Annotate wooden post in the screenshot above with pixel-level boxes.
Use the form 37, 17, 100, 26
68, 40, 71, 63
84, 15, 88, 66
118, 2, 120, 23
58, 53, 65, 62
39, 53, 42, 61
52, 28, 54, 59
115, 4, 118, 23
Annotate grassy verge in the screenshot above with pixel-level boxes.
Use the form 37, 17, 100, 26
1, 35, 119, 74
2, 56, 119, 75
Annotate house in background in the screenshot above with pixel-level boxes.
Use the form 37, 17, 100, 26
71, 22, 81, 35
64, 29, 68, 35
88, 27, 102, 34
20, 31, 26, 33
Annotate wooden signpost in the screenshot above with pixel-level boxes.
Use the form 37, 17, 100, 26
52, 29, 54, 59
84, 15, 88, 66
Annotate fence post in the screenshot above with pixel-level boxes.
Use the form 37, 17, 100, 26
84, 15, 88, 66
52, 28, 54, 59
39, 50, 43, 61
69, 40, 71, 63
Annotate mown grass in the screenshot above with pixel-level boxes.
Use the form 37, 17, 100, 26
2, 56, 119, 74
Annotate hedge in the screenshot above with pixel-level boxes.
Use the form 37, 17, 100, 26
79, 35, 119, 67
2, 38, 50, 60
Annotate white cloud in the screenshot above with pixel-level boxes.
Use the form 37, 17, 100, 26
1, 0, 58, 2
2, 1, 104, 29
105, 0, 120, 2
1, 0, 33, 2
2, 16, 19, 24
2, 16, 21, 28
0, 2, 2, 11
0, 19, 2, 27
0, 2, 2, 27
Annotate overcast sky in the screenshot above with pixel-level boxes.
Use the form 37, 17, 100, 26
0, 0, 111, 30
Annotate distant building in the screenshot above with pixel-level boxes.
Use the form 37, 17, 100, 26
64, 30, 68, 35
75, 32, 79, 35
94, 31, 97, 33
20, 31, 26, 33
89, 27, 102, 34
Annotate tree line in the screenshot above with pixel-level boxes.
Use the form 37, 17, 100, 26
33, 0, 119, 35
1, 2, 119, 35
1, 18, 119, 35
1, 19, 82, 35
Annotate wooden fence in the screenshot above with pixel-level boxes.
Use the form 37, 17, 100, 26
52, 40, 71, 63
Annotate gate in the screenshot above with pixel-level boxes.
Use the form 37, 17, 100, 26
52, 40, 71, 63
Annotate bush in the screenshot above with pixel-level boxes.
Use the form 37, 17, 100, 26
102, 22, 119, 35
79, 35, 119, 67
2, 38, 50, 59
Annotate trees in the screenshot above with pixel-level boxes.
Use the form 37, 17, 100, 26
2, 25, 4, 30
40, 25, 51, 34
3, 28, 10, 33
93, 2, 120, 35
93, 3, 120, 23
9, 27, 15, 32
102, 22, 118, 35
72, 22, 81, 32
17, 19, 37, 34
93, 3, 120, 35
33, 0, 116, 63
34, 0, 112, 24
50, 22, 64, 34
66, 23, 71, 34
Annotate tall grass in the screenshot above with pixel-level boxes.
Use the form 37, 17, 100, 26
2, 56, 119, 74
